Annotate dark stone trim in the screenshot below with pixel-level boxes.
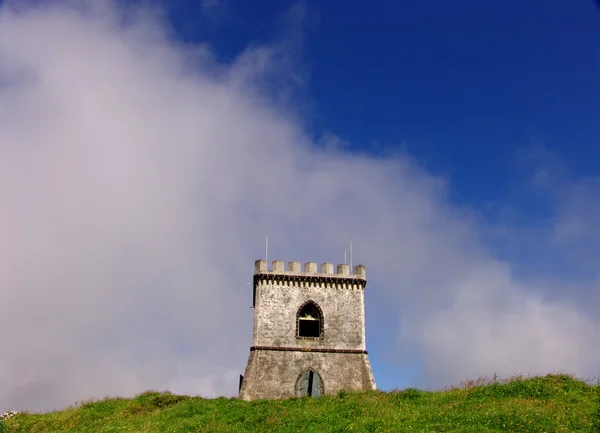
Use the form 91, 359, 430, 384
250, 345, 368, 355
254, 273, 367, 289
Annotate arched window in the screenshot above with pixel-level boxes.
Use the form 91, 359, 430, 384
296, 301, 323, 338
296, 369, 323, 397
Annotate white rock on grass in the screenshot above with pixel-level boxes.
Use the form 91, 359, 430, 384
0, 411, 20, 421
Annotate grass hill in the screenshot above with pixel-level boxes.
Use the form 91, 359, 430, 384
1, 374, 599, 432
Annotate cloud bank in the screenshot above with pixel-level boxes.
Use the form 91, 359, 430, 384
1, 1, 599, 412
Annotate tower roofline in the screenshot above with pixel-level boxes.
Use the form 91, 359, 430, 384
254, 259, 366, 280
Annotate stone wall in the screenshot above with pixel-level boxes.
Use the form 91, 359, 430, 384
239, 350, 375, 400
252, 275, 366, 351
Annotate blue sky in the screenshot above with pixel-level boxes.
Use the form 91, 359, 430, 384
1, 0, 599, 411
161, 0, 600, 282
163, 0, 600, 198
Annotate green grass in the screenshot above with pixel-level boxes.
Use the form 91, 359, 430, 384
2, 374, 599, 432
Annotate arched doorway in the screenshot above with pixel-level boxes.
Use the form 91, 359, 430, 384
296, 369, 323, 397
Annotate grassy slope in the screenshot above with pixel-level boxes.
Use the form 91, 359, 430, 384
2, 375, 599, 433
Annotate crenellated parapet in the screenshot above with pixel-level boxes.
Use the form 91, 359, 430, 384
253, 259, 367, 289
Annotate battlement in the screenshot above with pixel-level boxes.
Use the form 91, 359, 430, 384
254, 259, 366, 280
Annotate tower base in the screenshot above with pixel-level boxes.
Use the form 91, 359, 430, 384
239, 347, 376, 400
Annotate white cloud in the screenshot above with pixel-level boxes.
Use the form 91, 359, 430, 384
0, 1, 598, 413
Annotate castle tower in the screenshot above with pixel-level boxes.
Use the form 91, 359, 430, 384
239, 259, 376, 400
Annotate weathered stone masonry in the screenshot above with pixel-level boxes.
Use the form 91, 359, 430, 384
239, 259, 376, 400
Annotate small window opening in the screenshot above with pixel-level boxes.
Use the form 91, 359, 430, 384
297, 302, 322, 338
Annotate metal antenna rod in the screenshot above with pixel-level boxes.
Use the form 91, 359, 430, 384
265, 236, 268, 266
350, 240, 353, 269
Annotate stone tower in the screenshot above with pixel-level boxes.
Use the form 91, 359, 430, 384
239, 259, 376, 400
